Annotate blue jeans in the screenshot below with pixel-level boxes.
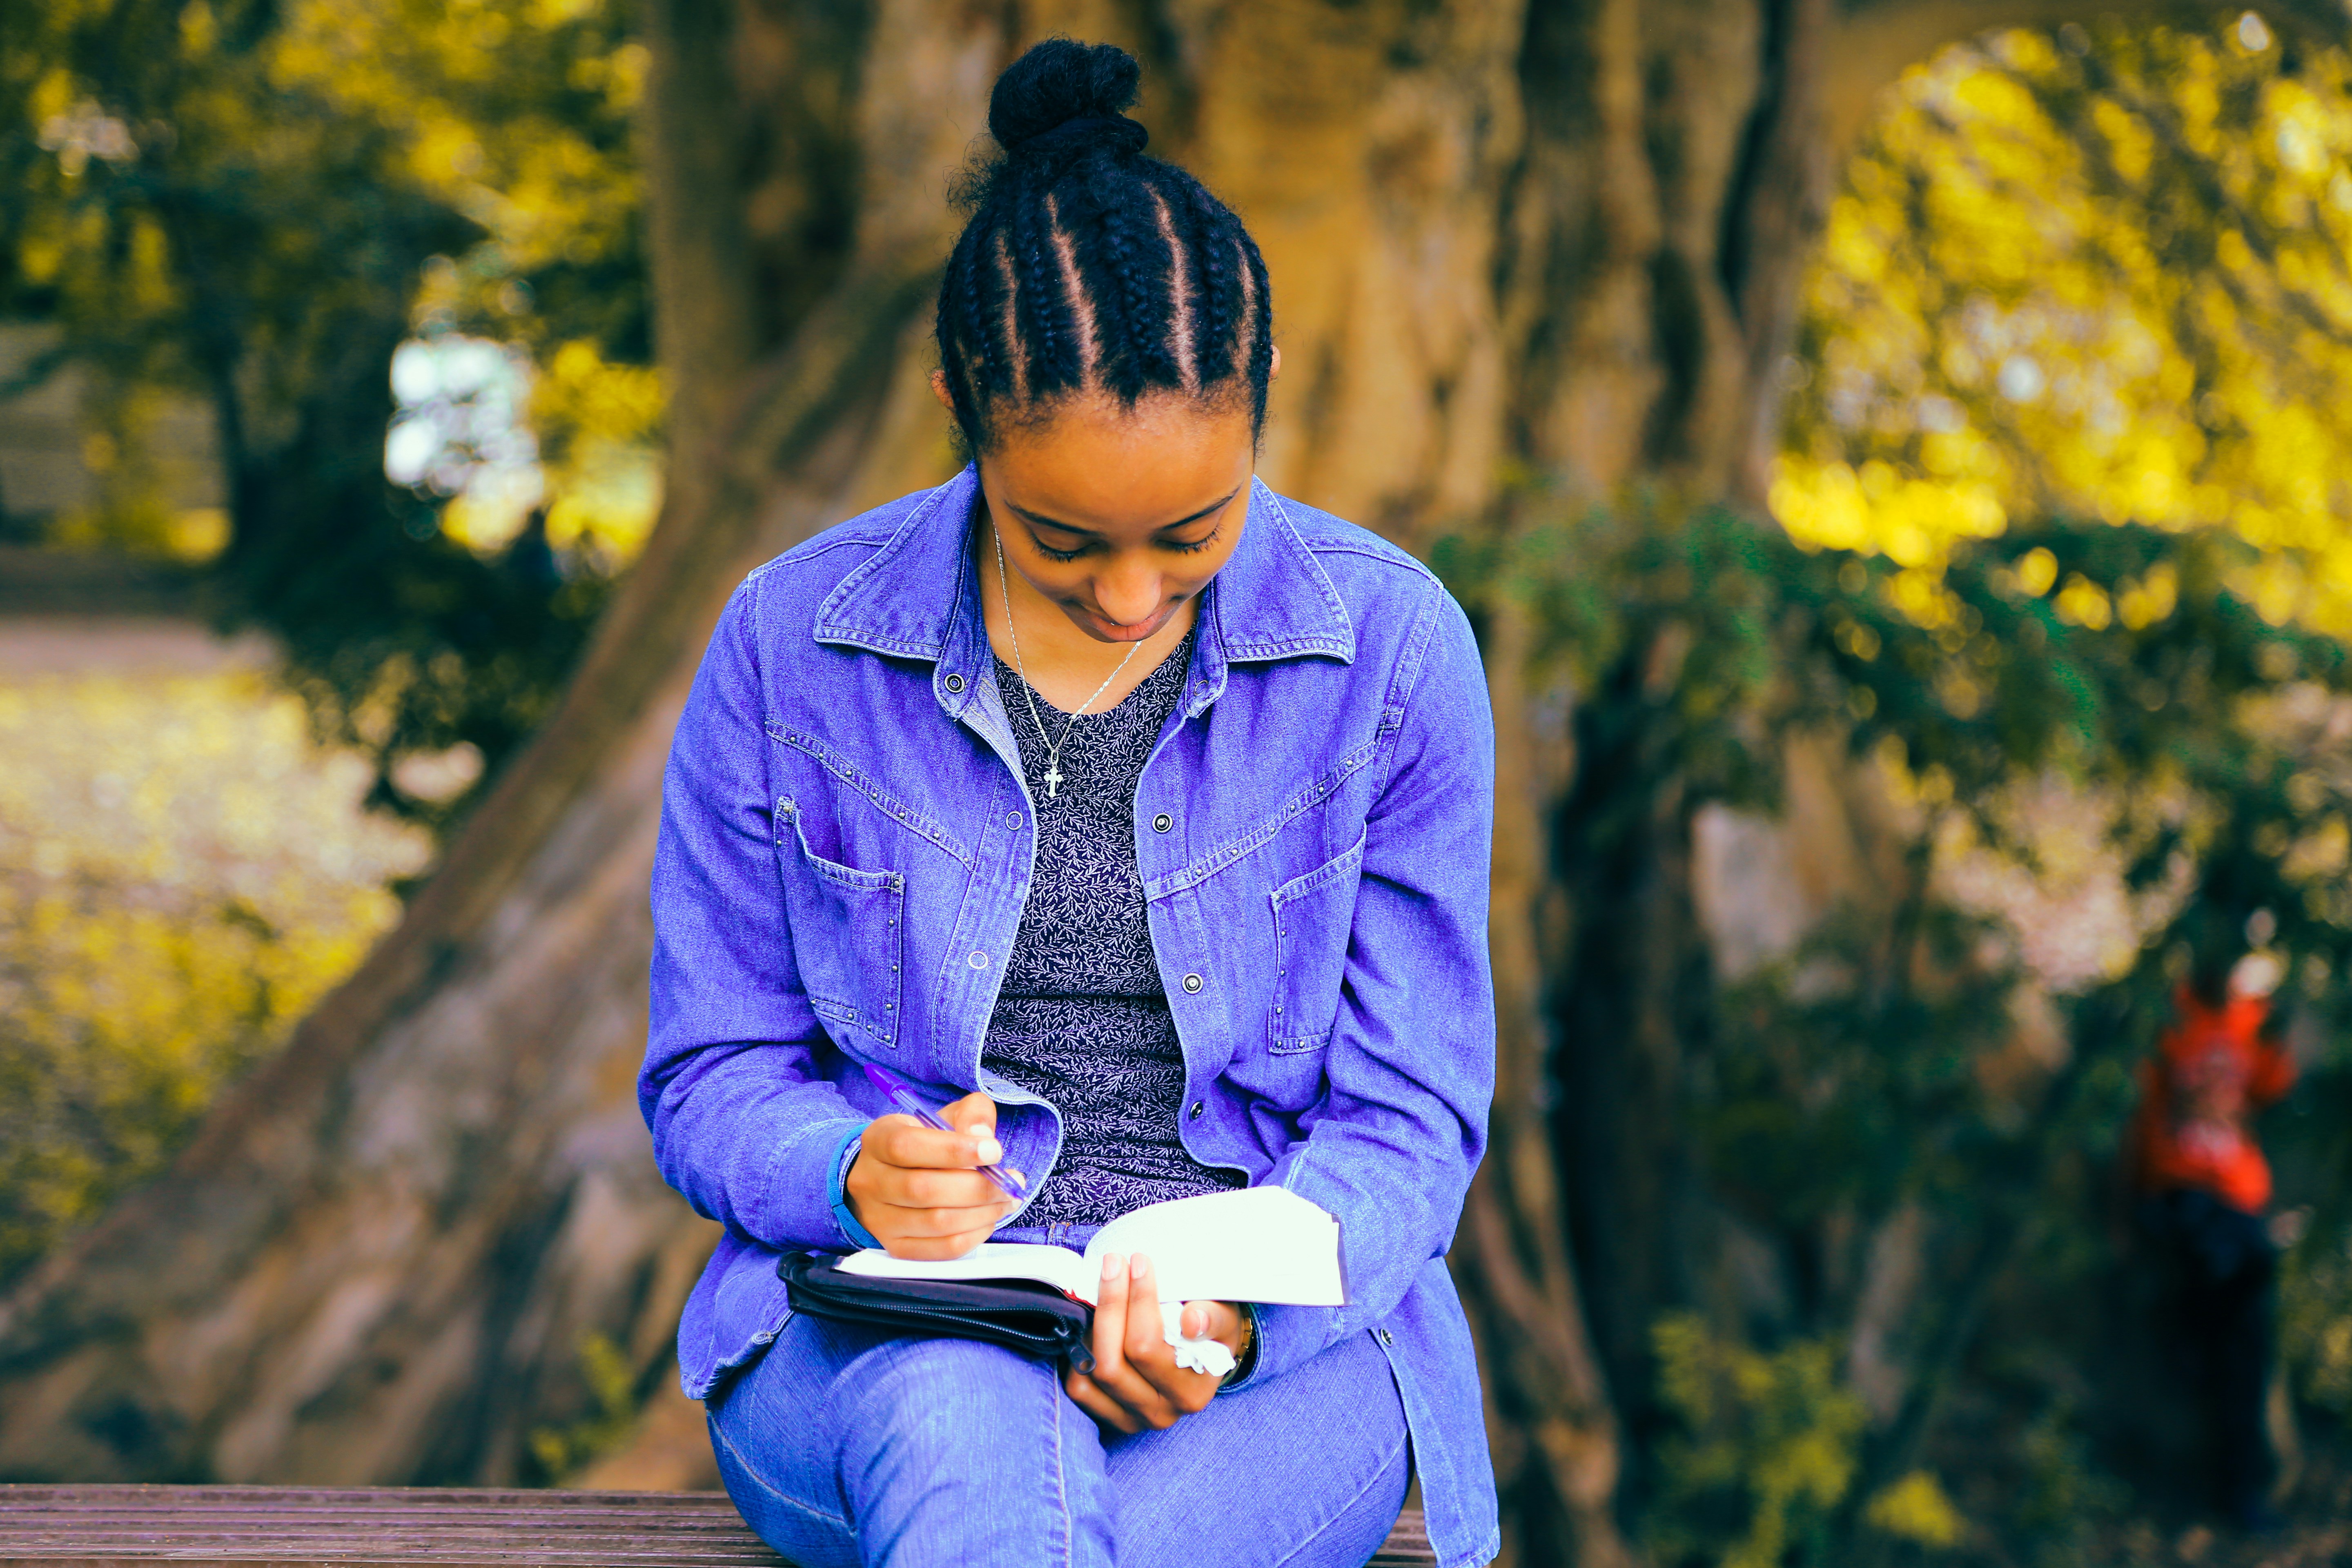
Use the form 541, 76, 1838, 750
706, 1311, 1410, 1567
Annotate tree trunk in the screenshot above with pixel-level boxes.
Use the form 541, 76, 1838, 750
0, 0, 2157, 1555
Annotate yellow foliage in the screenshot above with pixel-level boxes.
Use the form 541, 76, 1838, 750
2054, 573, 2113, 629
533, 340, 667, 564
1781, 22, 2352, 634
1651, 1314, 1869, 1568
257, 0, 663, 562
0, 670, 428, 1282
1865, 1470, 1965, 1548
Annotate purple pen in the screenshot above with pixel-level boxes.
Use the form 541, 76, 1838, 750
862, 1062, 1029, 1198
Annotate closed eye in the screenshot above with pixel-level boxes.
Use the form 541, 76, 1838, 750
1011, 488, 1240, 561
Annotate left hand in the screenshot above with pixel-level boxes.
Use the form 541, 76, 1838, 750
1062, 1250, 1247, 1432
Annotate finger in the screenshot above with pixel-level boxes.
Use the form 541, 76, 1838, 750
940, 1090, 1000, 1145
867, 1113, 1002, 1172
879, 1232, 991, 1261
1110, 1254, 1198, 1422
1084, 1257, 1175, 1426
1089, 1251, 1129, 1383
882, 1167, 1012, 1210
1062, 1370, 1143, 1434
872, 1200, 1018, 1239
1181, 1299, 1243, 1352
938, 1091, 1004, 1170
1124, 1253, 1167, 1365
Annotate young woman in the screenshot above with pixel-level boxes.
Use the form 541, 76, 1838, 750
642, 38, 1498, 1568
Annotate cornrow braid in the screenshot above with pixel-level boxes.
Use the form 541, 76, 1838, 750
1089, 163, 1184, 399
932, 37, 1274, 453
1005, 169, 1081, 400
1235, 227, 1276, 429
942, 223, 997, 436
1173, 173, 1239, 390
1144, 178, 1198, 392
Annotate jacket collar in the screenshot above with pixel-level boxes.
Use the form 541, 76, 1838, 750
812, 467, 1355, 710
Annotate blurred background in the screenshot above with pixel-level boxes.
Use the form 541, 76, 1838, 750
5, 1, 2352, 1564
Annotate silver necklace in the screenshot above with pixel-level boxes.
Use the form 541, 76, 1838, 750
992, 522, 1143, 799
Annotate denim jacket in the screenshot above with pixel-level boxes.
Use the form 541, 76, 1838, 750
643, 466, 1499, 1568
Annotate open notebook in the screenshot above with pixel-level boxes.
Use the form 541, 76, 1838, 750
837, 1185, 1345, 1306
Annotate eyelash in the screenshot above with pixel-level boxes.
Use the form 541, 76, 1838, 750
1031, 525, 1222, 563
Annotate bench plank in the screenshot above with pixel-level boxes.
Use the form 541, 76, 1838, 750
0, 1487, 1436, 1566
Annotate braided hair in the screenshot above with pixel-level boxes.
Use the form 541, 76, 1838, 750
936, 39, 1274, 453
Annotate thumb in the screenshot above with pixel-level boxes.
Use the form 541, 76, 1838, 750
942, 1090, 1003, 1164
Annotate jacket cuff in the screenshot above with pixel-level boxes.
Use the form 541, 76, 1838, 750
1218, 1300, 1333, 1390
826, 1127, 882, 1250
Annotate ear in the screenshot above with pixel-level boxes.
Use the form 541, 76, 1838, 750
1268, 344, 1282, 381
929, 369, 956, 410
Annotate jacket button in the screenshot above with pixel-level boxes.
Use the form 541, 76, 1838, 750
1189, 1100, 1205, 1119
1007, 811, 1022, 829
969, 950, 989, 968
1153, 812, 1172, 833
1379, 1328, 1394, 1347
944, 673, 965, 693
1182, 973, 1203, 993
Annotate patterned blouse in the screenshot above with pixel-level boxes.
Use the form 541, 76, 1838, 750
982, 627, 1245, 1225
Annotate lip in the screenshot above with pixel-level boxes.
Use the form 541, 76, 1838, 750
1069, 601, 1178, 644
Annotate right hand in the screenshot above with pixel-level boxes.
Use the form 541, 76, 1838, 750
843, 1090, 1020, 1259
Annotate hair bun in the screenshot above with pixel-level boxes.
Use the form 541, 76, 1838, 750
989, 38, 1146, 160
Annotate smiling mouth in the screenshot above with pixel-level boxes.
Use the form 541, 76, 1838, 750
1072, 601, 1178, 643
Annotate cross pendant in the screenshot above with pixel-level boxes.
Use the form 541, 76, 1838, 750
1044, 763, 1063, 798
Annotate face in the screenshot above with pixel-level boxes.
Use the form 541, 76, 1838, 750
942, 380, 1262, 645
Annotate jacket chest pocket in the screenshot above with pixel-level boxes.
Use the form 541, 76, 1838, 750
1266, 830, 1367, 1053
774, 796, 904, 1048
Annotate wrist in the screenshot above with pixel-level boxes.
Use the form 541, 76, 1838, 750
827, 1129, 880, 1249
1220, 1303, 1259, 1389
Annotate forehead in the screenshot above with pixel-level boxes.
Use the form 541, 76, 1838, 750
987, 392, 1254, 533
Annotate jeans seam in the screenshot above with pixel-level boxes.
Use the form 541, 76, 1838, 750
1264, 1425, 1411, 1568
1047, 1352, 1073, 1566
709, 1407, 851, 1530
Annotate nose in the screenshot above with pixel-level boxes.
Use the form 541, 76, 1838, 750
1094, 559, 1162, 628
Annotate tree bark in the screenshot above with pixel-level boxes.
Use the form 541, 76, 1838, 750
0, 0, 2194, 1554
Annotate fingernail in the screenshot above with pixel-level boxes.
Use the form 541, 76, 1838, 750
974, 1137, 1003, 1164
1130, 1253, 1149, 1280
1102, 1252, 1122, 1280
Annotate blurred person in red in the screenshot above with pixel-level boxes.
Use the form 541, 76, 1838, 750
2126, 917, 2297, 1531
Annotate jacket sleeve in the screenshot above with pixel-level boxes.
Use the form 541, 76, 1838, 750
640, 573, 870, 1252
1238, 583, 1496, 1387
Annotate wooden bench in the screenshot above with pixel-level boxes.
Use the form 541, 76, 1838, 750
0, 1486, 1437, 1565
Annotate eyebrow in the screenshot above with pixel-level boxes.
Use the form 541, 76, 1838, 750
1010, 488, 1240, 539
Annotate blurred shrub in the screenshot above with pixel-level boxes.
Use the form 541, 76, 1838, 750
1650, 1312, 1871, 1568
0, 670, 425, 1285
2282, 1226, 2352, 1418
1864, 1471, 1964, 1550
526, 1331, 638, 1484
